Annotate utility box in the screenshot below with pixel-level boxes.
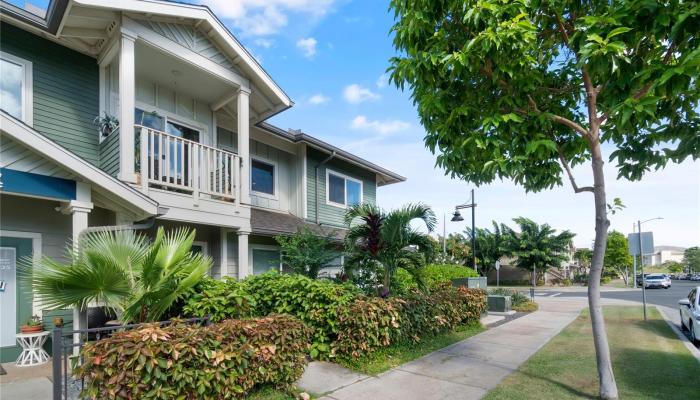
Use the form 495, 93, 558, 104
487, 295, 512, 312
452, 277, 488, 289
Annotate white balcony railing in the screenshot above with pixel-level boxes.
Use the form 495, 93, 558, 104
137, 126, 240, 202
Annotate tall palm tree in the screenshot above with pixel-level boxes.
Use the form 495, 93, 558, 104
503, 217, 575, 285
21, 227, 211, 323
344, 203, 437, 295
464, 221, 510, 274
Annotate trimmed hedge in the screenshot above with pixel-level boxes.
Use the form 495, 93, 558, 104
334, 286, 487, 358
76, 315, 311, 399
423, 264, 479, 288
182, 273, 487, 361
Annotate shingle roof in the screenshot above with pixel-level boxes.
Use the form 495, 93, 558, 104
251, 208, 346, 241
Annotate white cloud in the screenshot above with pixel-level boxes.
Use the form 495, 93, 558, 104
343, 84, 380, 104
201, 0, 335, 37
376, 73, 389, 88
350, 115, 410, 135
296, 37, 318, 58
254, 38, 274, 48
308, 94, 329, 105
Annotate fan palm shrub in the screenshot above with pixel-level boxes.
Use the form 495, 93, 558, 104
344, 203, 436, 296
21, 227, 211, 324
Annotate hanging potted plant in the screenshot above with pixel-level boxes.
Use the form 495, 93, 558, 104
94, 112, 119, 137
20, 315, 43, 333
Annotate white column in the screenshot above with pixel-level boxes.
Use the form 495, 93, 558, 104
237, 230, 250, 279
118, 28, 137, 183
237, 87, 251, 205
62, 182, 93, 352
220, 227, 229, 278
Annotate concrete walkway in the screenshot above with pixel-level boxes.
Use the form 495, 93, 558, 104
299, 298, 593, 399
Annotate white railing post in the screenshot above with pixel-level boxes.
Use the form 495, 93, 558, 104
139, 127, 148, 193
234, 155, 241, 205
192, 142, 199, 206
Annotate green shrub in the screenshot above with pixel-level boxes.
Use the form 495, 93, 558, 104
513, 301, 539, 312
243, 272, 360, 358
562, 278, 573, 286
390, 267, 418, 295
488, 288, 530, 307
76, 315, 311, 399
423, 264, 478, 288
601, 276, 612, 284
182, 278, 255, 322
334, 286, 486, 358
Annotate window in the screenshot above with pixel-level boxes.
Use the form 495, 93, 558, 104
252, 248, 281, 275
326, 170, 363, 207
251, 159, 275, 196
0, 52, 32, 125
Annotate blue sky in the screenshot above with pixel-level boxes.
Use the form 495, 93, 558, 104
199, 0, 699, 249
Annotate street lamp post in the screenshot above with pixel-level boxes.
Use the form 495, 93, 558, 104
451, 189, 477, 272
637, 217, 663, 321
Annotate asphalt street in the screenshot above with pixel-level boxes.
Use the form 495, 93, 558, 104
553, 280, 698, 309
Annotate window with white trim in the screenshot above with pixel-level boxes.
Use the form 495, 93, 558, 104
326, 169, 363, 207
0, 52, 32, 125
251, 159, 276, 196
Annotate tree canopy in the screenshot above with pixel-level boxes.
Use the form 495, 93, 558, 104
464, 221, 510, 273
604, 230, 633, 283
683, 247, 700, 273
275, 227, 339, 279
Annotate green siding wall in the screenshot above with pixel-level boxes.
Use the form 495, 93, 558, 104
1, 23, 100, 164
306, 148, 377, 228
99, 130, 120, 176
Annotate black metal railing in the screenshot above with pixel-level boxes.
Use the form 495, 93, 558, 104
52, 316, 209, 400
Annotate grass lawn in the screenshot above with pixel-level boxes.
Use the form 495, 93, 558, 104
484, 306, 699, 400
247, 386, 303, 400
336, 322, 485, 375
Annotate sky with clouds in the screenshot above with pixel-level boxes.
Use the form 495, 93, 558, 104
197, 0, 700, 249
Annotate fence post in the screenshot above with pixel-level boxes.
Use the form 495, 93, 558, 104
52, 327, 62, 400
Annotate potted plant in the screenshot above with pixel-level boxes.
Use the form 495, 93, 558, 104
94, 112, 119, 137
20, 315, 43, 333
52, 316, 64, 328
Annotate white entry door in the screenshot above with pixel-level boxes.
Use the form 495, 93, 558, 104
0, 247, 17, 347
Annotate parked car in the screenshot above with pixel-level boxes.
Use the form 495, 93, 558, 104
643, 273, 671, 289
691, 274, 700, 281
679, 286, 700, 344
636, 274, 648, 286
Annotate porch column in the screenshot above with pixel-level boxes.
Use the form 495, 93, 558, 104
237, 230, 250, 279
61, 182, 93, 352
220, 227, 229, 277
118, 28, 137, 183
237, 87, 251, 205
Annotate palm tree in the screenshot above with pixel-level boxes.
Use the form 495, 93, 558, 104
464, 221, 510, 274
343, 203, 437, 295
21, 227, 211, 323
503, 217, 575, 285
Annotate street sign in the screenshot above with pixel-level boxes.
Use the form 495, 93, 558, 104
627, 232, 654, 256
495, 260, 501, 270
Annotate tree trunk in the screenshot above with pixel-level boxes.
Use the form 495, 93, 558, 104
588, 140, 619, 399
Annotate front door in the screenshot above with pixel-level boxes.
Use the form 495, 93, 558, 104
0, 237, 33, 362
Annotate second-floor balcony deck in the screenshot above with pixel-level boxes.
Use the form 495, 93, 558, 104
136, 125, 240, 204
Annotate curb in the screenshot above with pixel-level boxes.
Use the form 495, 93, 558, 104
655, 306, 700, 364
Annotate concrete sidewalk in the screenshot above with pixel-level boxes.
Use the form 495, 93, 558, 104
300, 298, 594, 399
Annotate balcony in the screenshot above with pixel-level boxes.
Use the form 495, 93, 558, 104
136, 125, 240, 204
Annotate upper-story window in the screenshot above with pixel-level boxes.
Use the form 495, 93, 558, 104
251, 158, 275, 196
0, 52, 33, 125
326, 169, 362, 208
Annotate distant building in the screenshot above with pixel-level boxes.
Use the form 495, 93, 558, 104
644, 246, 686, 266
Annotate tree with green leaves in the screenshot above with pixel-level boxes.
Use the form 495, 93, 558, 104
464, 221, 510, 273
22, 227, 211, 324
503, 217, 575, 284
388, 1, 698, 396
574, 248, 593, 275
436, 232, 472, 265
604, 231, 634, 285
661, 261, 684, 274
344, 203, 436, 296
684, 247, 700, 274
275, 227, 339, 279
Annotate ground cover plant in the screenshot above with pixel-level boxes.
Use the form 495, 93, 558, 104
76, 315, 312, 399
484, 306, 700, 399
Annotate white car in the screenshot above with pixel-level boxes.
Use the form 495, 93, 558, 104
644, 273, 671, 289
679, 286, 700, 344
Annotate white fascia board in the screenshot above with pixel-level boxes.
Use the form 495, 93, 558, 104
0, 112, 159, 216
72, 0, 292, 107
